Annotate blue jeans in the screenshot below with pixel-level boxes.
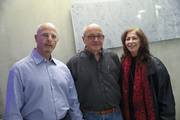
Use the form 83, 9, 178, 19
83, 110, 123, 120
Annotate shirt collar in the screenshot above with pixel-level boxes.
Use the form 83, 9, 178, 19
31, 48, 57, 65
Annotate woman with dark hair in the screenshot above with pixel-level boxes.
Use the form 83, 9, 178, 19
120, 28, 175, 120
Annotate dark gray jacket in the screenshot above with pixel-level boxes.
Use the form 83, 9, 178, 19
67, 49, 121, 112
147, 56, 175, 120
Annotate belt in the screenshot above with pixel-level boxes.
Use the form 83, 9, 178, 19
89, 108, 118, 115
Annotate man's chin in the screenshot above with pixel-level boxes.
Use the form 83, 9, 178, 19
44, 49, 53, 54
91, 49, 101, 54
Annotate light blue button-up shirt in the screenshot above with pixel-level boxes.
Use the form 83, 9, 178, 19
4, 49, 83, 120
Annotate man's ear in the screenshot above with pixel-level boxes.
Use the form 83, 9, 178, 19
34, 34, 38, 42
82, 36, 85, 42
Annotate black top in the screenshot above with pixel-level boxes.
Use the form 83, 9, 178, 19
67, 49, 121, 112
128, 57, 136, 120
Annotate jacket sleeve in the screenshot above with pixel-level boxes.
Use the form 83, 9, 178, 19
66, 68, 84, 120
155, 58, 175, 120
66, 56, 78, 82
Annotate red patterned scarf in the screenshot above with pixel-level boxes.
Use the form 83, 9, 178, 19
121, 56, 155, 120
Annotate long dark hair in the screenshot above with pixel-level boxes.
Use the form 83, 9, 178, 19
121, 28, 151, 63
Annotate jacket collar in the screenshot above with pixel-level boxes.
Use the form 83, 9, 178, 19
147, 56, 156, 76
84, 48, 104, 58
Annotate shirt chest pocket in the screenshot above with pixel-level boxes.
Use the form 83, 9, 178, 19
101, 61, 119, 74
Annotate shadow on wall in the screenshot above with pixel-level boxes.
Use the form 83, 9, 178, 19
0, 0, 5, 10
0, 88, 3, 118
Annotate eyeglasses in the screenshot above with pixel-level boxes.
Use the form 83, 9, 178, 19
85, 34, 104, 40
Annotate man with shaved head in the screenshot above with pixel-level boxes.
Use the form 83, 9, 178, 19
67, 23, 123, 120
4, 22, 83, 120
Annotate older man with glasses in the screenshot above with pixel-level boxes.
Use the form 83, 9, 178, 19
67, 23, 123, 120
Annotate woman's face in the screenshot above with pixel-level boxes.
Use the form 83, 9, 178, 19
125, 30, 141, 57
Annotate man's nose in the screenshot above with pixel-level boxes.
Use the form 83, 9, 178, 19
94, 36, 99, 41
